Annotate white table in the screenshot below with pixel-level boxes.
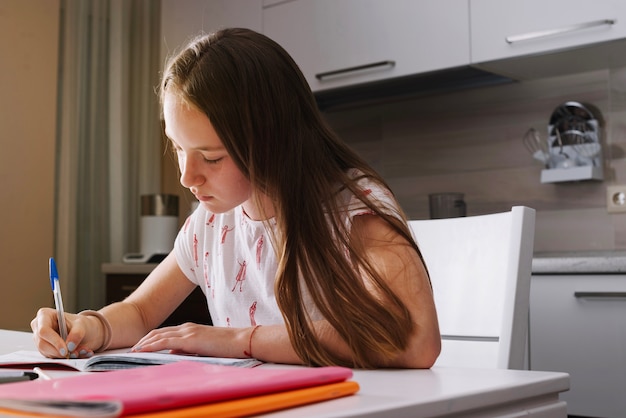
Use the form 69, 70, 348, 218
0, 330, 569, 417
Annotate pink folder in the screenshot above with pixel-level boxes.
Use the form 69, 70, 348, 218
0, 361, 354, 416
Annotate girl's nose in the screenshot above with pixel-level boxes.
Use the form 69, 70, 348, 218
179, 155, 203, 189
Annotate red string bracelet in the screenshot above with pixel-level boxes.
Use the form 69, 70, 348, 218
243, 325, 261, 358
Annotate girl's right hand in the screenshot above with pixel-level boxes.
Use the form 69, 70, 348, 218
30, 308, 95, 359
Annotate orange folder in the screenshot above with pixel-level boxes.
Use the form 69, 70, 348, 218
129, 380, 360, 418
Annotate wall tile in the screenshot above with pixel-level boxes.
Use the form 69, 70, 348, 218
323, 68, 626, 252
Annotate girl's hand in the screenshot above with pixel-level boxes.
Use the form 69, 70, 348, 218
30, 308, 96, 359
130, 323, 248, 359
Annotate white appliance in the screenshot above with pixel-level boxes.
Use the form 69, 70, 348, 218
123, 194, 179, 264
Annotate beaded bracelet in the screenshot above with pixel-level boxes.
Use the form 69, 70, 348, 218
78, 310, 112, 352
243, 325, 262, 358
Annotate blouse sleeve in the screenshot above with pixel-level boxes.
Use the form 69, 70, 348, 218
173, 209, 203, 286
347, 174, 403, 221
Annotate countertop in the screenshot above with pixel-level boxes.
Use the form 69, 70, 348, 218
102, 252, 626, 275
101, 263, 158, 274
532, 251, 626, 274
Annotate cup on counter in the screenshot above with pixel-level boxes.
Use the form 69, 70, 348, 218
429, 193, 467, 219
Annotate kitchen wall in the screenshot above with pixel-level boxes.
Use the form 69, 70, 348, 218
0, 0, 59, 330
323, 67, 626, 253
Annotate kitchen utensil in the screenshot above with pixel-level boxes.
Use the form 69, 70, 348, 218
554, 129, 574, 168
549, 102, 595, 141
574, 140, 601, 159
522, 128, 549, 166
548, 102, 601, 169
572, 130, 601, 165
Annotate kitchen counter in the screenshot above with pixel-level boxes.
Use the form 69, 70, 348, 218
101, 263, 158, 274
533, 251, 626, 274
103, 254, 626, 275
102, 255, 626, 275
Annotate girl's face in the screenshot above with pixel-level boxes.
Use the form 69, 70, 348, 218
163, 92, 256, 217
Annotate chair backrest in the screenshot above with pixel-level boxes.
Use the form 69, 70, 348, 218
408, 206, 535, 369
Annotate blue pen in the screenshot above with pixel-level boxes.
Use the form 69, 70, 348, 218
49, 257, 68, 341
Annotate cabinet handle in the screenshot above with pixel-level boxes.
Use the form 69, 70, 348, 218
315, 60, 395, 81
505, 19, 616, 44
574, 291, 626, 299
441, 334, 499, 342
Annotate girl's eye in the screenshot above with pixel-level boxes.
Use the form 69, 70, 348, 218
204, 157, 223, 164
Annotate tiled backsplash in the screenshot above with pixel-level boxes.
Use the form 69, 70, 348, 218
322, 68, 626, 253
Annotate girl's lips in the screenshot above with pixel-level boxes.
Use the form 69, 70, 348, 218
195, 194, 212, 202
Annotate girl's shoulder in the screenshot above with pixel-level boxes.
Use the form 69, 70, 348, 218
347, 169, 389, 193
342, 169, 399, 218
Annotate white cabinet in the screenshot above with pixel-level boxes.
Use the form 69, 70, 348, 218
529, 274, 626, 418
262, 0, 470, 93
470, 0, 626, 63
160, 0, 262, 62
470, 0, 626, 80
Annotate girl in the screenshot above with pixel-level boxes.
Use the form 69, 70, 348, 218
31, 28, 440, 369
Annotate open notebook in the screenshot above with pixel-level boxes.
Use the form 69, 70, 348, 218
0, 350, 261, 371
0, 361, 356, 417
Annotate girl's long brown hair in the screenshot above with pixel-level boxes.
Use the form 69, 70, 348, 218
160, 28, 425, 368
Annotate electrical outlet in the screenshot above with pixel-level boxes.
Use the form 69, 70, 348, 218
607, 185, 626, 213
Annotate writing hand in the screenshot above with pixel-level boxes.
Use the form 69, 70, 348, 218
30, 308, 94, 359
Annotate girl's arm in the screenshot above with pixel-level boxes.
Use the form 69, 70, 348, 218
31, 252, 197, 358
100, 252, 198, 349
348, 214, 441, 368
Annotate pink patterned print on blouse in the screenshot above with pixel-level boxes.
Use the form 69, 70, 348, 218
193, 233, 199, 268
256, 235, 264, 270
203, 251, 210, 288
354, 188, 377, 216
232, 260, 247, 292
249, 301, 257, 326
221, 225, 234, 244
206, 213, 215, 227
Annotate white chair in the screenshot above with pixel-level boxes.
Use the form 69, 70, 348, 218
409, 206, 535, 369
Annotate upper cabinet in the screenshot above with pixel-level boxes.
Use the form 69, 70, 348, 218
471, 0, 626, 62
160, 0, 626, 103
470, 0, 626, 79
262, 0, 470, 93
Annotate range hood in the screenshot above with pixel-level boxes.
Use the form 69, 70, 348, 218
314, 66, 513, 112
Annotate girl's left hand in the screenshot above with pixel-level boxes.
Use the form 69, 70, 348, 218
130, 323, 248, 358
